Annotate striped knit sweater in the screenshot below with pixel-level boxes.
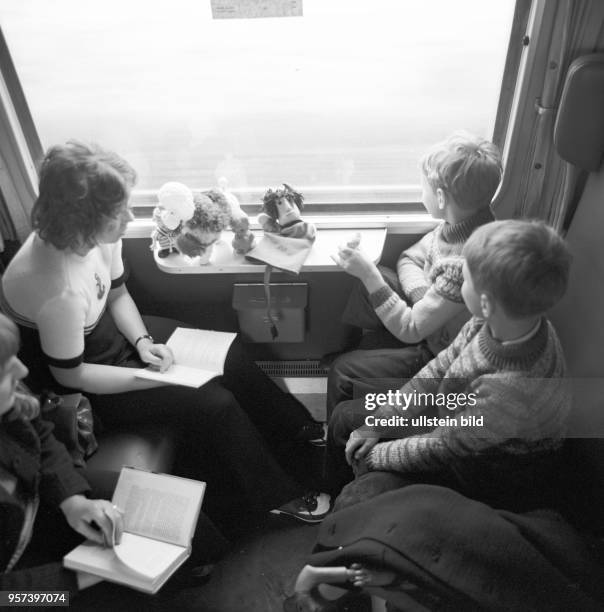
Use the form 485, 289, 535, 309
370, 206, 495, 355
366, 317, 571, 479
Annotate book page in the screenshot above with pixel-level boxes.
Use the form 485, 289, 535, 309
168, 328, 236, 371
135, 328, 236, 387
112, 468, 205, 547
63, 538, 186, 593
114, 533, 185, 579
135, 364, 219, 388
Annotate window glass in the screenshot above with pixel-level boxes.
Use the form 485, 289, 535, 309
1, 0, 515, 209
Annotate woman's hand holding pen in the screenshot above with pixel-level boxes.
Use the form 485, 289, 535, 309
137, 338, 174, 372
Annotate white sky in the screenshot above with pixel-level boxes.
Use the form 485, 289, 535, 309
0, 0, 515, 191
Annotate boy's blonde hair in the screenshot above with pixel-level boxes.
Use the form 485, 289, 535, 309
420, 132, 502, 210
463, 220, 571, 318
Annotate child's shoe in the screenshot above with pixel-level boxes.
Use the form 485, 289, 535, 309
270, 491, 331, 524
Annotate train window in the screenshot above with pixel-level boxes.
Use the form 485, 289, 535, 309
1, 0, 515, 216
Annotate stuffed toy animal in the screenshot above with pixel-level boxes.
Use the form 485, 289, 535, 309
151, 182, 195, 258
176, 191, 231, 264
217, 177, 255, 255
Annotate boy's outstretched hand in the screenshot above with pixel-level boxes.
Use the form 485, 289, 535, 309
332, 245, 374, 279
332, 232, 385, 291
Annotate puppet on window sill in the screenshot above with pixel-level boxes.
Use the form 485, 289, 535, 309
245, 184, 317, 338
247, 183, 317, 273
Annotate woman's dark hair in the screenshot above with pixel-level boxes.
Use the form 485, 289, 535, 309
31, 140, 137, 250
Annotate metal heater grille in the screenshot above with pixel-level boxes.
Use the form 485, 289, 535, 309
256, 360, 326, 378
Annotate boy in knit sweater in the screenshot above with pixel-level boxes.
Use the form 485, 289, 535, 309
328, 133, 503, 418
328, 220, 572, 510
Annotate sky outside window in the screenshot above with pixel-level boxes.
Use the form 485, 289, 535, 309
1, 0, 515, 204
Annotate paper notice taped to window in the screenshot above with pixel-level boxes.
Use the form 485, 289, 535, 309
211, 0, 302, 19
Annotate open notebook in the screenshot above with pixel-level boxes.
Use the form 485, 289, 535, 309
64, 467, 206, 594
135, 327, 237, 388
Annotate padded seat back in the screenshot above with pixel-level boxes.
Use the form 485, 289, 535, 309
549, 169, 604, 534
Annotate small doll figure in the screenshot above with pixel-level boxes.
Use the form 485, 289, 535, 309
151, 182, 195, 258
246, 184, 317, 339
217, 176, 255, 255
230, 215, 256, 255
257, 183, 317, 242
176, 191, 231, 265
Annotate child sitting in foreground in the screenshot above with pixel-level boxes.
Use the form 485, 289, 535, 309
328, 132, 502, 418
328, 219, 572, 509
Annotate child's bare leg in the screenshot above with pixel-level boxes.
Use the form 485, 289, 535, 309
285, 565, 357, 612
348, 562, 397, 588
294, 565, 355, 592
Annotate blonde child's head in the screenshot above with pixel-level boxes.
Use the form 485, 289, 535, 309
462, 220, 571, 319
420, 132, 502, 213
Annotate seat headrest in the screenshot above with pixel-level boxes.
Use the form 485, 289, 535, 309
554, 53, 604, 171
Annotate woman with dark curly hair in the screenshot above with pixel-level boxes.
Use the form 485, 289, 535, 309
1, 141, 329, 525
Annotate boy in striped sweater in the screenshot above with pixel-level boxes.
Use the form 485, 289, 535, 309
328, 133, 502, 418
328, 220, 572, 511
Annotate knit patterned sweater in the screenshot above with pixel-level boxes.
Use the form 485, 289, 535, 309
366, 317, 571, 480
370, 207, 494, 355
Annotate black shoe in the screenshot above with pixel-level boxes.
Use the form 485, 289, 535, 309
296, 422, 326, 446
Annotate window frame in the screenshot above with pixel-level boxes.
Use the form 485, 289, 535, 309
0, 1, 530, 236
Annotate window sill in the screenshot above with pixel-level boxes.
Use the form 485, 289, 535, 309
153, 228, 388, 274
125, 212, 437, 240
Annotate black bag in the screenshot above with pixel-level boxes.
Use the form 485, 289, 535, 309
41, 392, 98, 467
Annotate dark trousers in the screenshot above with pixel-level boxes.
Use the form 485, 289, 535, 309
326, 397, 438, 498
88, 316, 319, 517
326, 343, 433, 420
20, 314, 320, 521
328, 266, 433, 419
327, 398, 566, 513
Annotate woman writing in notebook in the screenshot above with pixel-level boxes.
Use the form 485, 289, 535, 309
1, 141, 329, 524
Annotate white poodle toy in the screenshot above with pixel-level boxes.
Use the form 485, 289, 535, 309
151, 182, 195, 258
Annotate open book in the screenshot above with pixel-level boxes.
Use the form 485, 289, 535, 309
64, 467, 206, 594
135, 327, 237, 388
